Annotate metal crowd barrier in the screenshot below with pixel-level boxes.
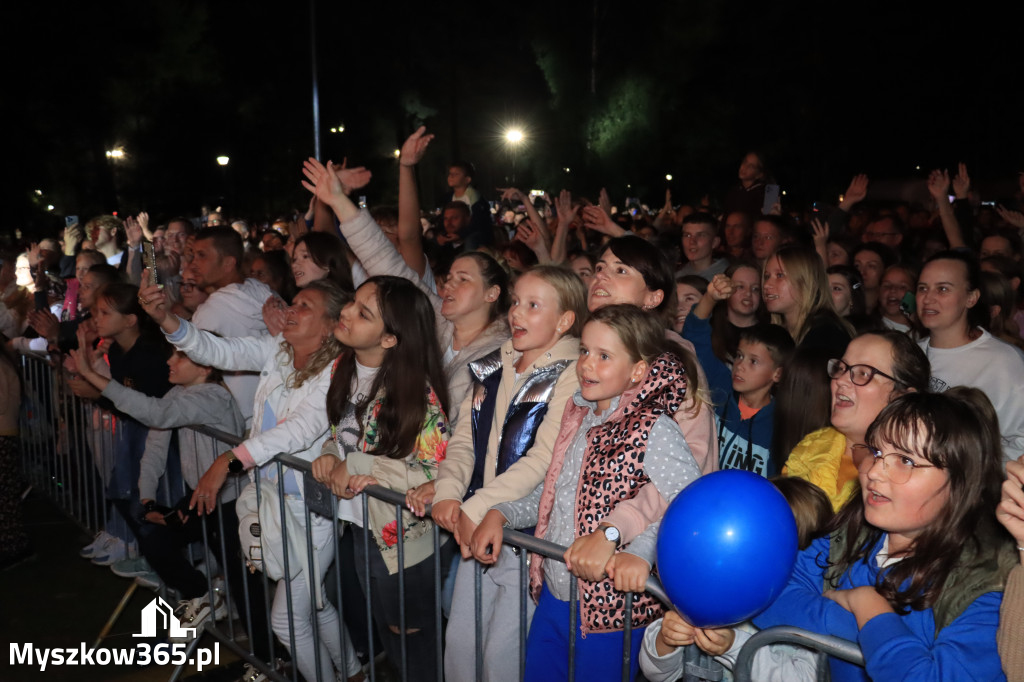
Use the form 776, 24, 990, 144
17, 352, 866, 682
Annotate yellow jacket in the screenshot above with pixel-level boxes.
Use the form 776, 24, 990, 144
783, 426, 857, 511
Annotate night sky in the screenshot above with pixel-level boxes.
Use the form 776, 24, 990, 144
7, 0, 1021, 237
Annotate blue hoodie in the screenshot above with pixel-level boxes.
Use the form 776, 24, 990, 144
683, 314, 776, 476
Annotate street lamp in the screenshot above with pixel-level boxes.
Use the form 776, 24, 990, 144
105, 148, 125, 159
216, 156, 230, 166
505, 128, 524, 183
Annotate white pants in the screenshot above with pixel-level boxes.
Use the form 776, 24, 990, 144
270, 512, 360, 681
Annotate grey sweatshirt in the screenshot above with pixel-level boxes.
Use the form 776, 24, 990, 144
102, 381, 246, 503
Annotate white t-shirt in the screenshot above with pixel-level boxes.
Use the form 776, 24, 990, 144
921, 329, 1024, 466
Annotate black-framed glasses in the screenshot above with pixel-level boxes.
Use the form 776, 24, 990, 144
827, 358, 897, 386
851, 444, 937, 484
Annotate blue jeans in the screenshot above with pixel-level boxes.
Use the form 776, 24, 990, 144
525, 583, 646, 682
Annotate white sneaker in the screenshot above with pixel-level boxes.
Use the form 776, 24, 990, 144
91, 537, 128, 566
134, 572, 163, 591
169, 591, 227, 643
110, 556, 153, 578
79, 531, 112, 559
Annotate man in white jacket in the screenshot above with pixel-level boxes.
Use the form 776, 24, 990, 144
186, 227, 272, 428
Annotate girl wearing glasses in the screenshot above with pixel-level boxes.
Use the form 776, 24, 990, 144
784, 331, 929, 510
756, 391, 1018, 682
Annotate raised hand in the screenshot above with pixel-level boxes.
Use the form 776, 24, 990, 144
840, 174, 869, 210
499, 187, 527, 204
811, 217, 830, 263
125, 215, 143, 248
662, 189, 673, 213
582, 205, 626, 237
554, 189, 579, 226
515, 220, 550, 259
399, 126, 435, 167
333, 158, 372, 195
996, 205, 1024, 230
598, 187, 613, 216
63, 224, 83, 256
302, 158, 346, 205
952, 163, 970, 200
138, 278, 174, 330
927, 169, 951, 202
708, 273, 735, 301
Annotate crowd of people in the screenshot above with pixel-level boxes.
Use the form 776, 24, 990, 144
1, 134, 1023, 682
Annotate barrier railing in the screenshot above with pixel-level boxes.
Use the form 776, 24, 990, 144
17, 352, 866, 682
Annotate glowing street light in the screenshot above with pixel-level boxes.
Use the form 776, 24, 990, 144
216, 156, 230, 166
105, 148, 125, 159
504, 127, 525, 182
330, 124, 345, 133
393, 149, 401, 159
665, 174, 673, 181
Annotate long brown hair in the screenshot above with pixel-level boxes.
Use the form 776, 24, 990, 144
326, 276, 448, 459
827, 392, 1005, 613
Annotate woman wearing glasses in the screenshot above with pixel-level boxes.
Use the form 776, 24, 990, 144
783, 331, 930, 510
755, 391, 1017, 682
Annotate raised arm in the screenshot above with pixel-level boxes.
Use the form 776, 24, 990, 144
500, 187, 550, 238
550, 189, 579, 264
927, 169, 967, 250
397, 126, 434, 278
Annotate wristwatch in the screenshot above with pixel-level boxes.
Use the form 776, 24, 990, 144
226, 452, 244, 474
601, 524, 621, 547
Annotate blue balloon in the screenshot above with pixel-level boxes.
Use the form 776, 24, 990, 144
656, 470, 798, 628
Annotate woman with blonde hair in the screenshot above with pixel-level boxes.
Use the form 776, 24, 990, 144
763, 244, 852, 352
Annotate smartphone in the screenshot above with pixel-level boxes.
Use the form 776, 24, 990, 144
142, 241, 159, 287
762, 184, 781, 215
899, 291, 916, 317
65, 215, 78, 227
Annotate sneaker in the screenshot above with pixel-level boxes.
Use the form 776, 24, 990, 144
169, 592, 227, 643
134, 572, 162, 591
239, 663, 267, 682
111, 556, 153, 578
239, 659, 288, 682
79, 531, 111, 559
91, 537, 128, 566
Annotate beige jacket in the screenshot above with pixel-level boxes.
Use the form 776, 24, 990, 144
433, 336, 580, 524
1000, 563, 1024, 682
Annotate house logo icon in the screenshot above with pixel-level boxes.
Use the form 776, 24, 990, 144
133, 597, 196, 639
